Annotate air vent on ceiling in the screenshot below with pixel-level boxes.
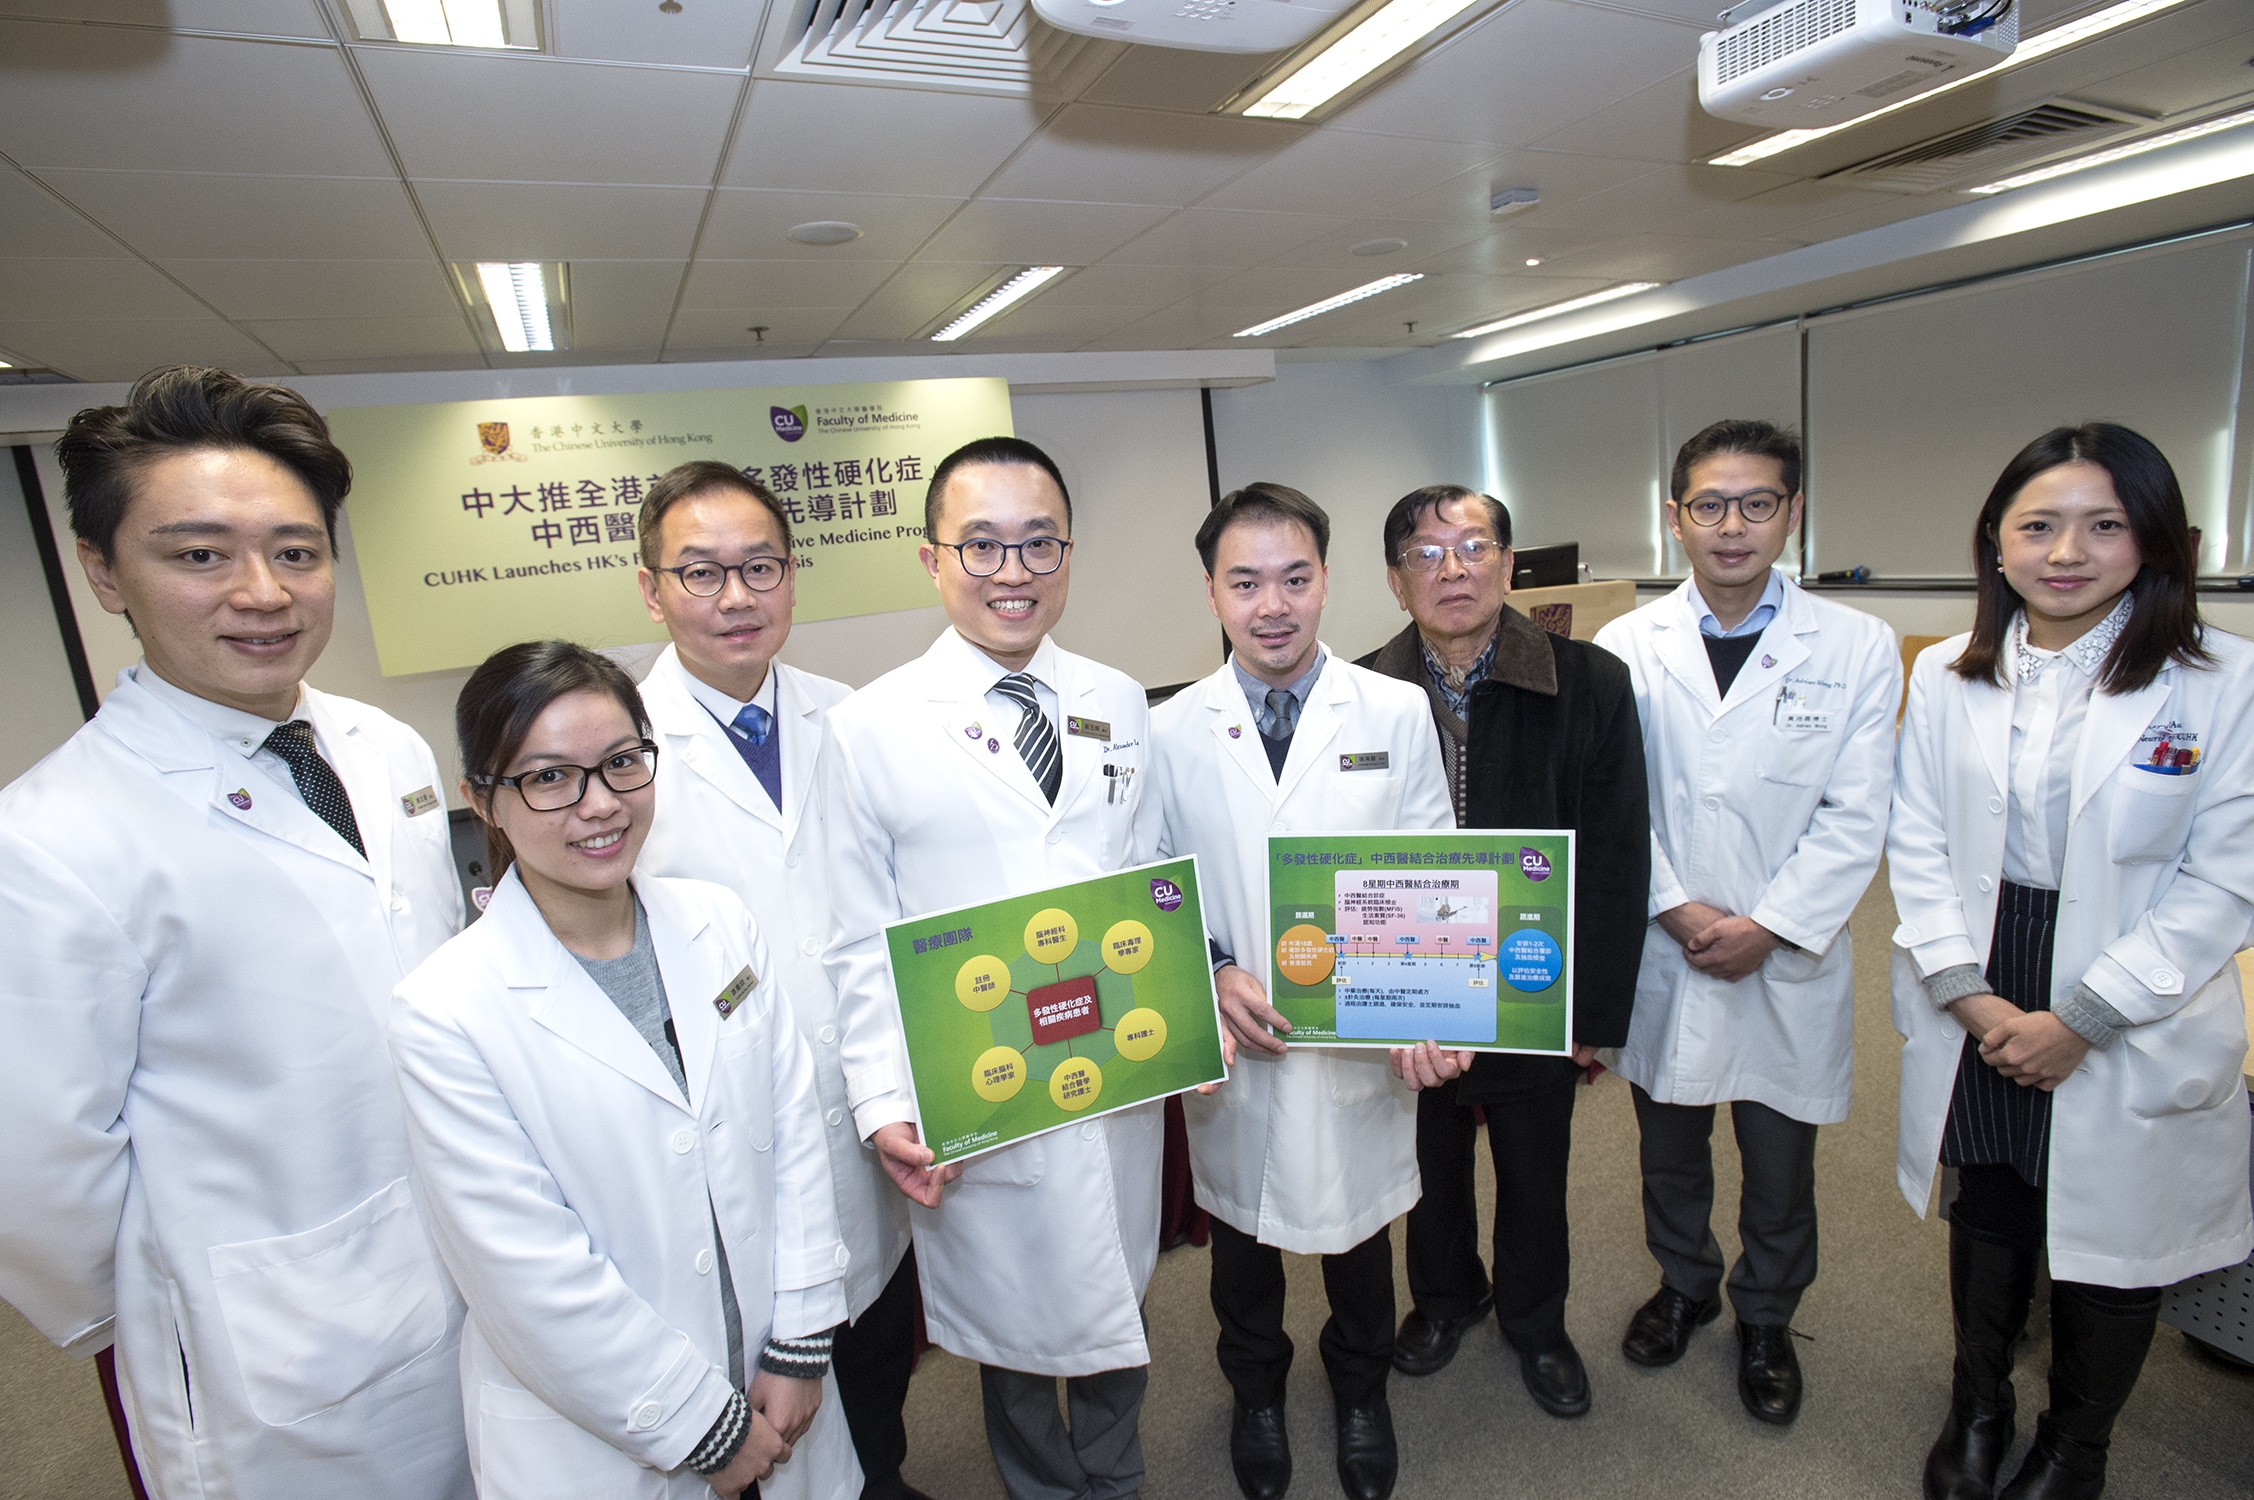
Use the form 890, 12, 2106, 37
1824, 100, 2146, 193
767, 0, 1114, 96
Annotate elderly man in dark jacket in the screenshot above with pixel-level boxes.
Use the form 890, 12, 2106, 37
1357, 484, 1649, 1422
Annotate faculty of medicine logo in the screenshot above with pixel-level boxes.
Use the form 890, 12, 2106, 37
1519, 847, 1552, 881
470, 420, 528, 464
1150, 878, 1185, 913
771, 404, 808, 443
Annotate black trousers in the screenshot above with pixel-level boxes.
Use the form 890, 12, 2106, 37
1403, 1069, 1578, 1354
1630, 1085, 1820, 1326
832, 1247, 920, 1500
1208, 1216, 1395, 1410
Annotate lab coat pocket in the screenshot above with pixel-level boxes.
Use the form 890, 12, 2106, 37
956, 1136, 1045, 1187
2105, 764, 2199, 865
2121, 976, 2247, 1120
1324, 1048, 1396, 1106
717, 1027, 775, 1151
207, 1177, 451, 1427
476, 1381, 660, 1500
1322, 774, 1401, 828
1755, 731, 1839, 789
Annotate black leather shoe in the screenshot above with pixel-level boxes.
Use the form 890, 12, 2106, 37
1737, 1323, 1804, 1426
1518, 1339, 1592, 1418
1622, 1285, 1721, 1368
1925, 1397, 2016, 1500
1391, 1291, 1494, 1376
1230, 1403, 1291, 1500
1333, 1399, 1397, 1500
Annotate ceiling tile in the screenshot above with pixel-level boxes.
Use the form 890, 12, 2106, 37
237, 314, 482, 361
1379, 148, 1658, 225
723, 81, 1045, 198
0, 26, 396, 176
1195, 131, 1497, 217
297, 353, 491, 374
663, 342, 823, 364
1180, 265, 1427, 317
416, 181, 709, 260
1668, 180, 1921, 241
1036, 262, 1234, 305
1402, 224, 1609, 274
1078, 303, 1254, 350
665, 306, 854, 346
830, 263, 1004, 339
1101, 207, 1349, 266
0, 259, 215, 320
1079, 43, 1285, 115
1258, 218, 1492, 271
1535, 232, 1799, 281
978, 105, 1301, 208
681, 259, 900, 308
0, 316, 292, 382
2072, 24, 2254, 120
546, 0, 766, 67
1530, 66, 1766, 165
359, 50, 743, 187
36, 171, 433, 259
159, 258, 460, 320
0, 164, 127, 257
1530, 163, 1796, 234
932, 301, 1144, 342
913, 199, 1172, 266
564, 260, 686, 350
0, 2, 333, 35
701, 189, 964, 261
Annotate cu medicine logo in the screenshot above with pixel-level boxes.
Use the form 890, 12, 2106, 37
771, 405, 808, 443
1518, 847, 1552, 881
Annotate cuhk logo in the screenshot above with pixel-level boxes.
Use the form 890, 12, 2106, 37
1518, 846, 1552, 881
1150, 878, 1184, 913
770, 405, 808, 443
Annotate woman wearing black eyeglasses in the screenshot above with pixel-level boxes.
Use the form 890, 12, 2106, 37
387, 639, 862, 1500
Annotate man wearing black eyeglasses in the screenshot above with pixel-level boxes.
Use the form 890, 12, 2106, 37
819, 437, 1165, 1500
1592, 422, 1897, 1427
632, 460, 927, 1500
1356, 485, 1649, 1426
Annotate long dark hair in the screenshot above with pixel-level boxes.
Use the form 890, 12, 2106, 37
456, 640, 650, 880
1951, 422, 2210, 693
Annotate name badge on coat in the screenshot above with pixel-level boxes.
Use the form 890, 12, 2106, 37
714, 965, 756, 1018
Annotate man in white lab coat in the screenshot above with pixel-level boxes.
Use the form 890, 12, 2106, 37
632, 461, 923, 1500
1150, 484, 1452, 1500
0, 366, 471, 1499
1593, 420, 1899, 1426
819, 437, 1164, 1500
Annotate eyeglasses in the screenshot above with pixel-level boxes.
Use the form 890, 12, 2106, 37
935, 536, 1072, 577
1396, 538, 1504, 573
1679, 490, 1788, 527
655, 557, 789, 596
475, 741, 660, 812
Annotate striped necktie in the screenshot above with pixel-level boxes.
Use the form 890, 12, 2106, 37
993, 672, 1062, 804
262, 719, 365, 856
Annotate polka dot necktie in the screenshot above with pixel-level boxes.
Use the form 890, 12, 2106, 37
993, 672, 1061, 805
262, 719, 365, 857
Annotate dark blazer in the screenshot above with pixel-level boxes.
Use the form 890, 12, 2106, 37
1359, 608, 1650, 1102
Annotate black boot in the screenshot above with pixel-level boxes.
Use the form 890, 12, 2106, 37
1997, 1280, 2160, 1500
1924, 1222, 2039, 1500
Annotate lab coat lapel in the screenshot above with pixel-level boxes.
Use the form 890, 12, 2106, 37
1961, 675, 2011, 798
1053, 665, 1103, 820
776, 666, 822, 847
1650, 583, 1724, 721
1716, 591, 1812, 719
1204, 667, 1280, 807
641, 881, 725, 1114
315, 696, 396, 896
2070, 670, 2173, 825
1274, 656, 1348, 805
648, 650, 783, 833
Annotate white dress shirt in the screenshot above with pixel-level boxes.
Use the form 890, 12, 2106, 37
2002, 597, 2130, 890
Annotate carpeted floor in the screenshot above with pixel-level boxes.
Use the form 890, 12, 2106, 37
6, 873, 2249, 1500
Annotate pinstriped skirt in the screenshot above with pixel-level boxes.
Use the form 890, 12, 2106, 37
1939, 881, 2058, 1188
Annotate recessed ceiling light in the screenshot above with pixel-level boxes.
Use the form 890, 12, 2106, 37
1524, 257, 1543, 266
1451, 281, 1663, 340
468, 262, 562, 352
1233, 274, 1424, 337
788, 221, 864, 246
1350, 238, 1410, 257
1239, 0, 1495, 120
1710, 0, 2195, 167
1970, 104, 2254, 193
342, 0, 537, 47
932, 266, 1067, 341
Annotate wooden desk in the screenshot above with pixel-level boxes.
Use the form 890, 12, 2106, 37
1510, 579, 1639, 641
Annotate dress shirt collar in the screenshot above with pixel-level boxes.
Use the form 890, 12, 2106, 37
2010, 592, 2133, 682
1691, 569, 1785, 640
677, 658, 778, 727
938, 625, 1060, 697
1232, 646, 1327, 724
131, 660, 304, 758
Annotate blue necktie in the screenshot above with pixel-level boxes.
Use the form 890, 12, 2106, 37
726, 702, 783, 810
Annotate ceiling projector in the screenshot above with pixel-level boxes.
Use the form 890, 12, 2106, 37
1698, 0, 2017, 128
1032, 0, 1354, 52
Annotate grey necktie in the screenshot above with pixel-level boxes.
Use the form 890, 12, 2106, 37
1264, 687, 1299, 741
994, 672, 1062, 804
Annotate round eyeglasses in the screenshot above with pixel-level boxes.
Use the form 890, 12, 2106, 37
655, 557, 789, 596
476, 741, 660, 812
1398, 538, 1504, 573
936, 537, 1071, 577
1680, 490, 1787, 527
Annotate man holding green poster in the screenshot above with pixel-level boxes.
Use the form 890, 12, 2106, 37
1150, 484, 1451, 1500
818, 438, 1165, 1500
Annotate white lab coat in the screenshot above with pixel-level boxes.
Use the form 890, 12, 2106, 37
637, 647, 911, 1322
819, 627, 1164, 1377
1594, 575, 1900, 1123
389, 871, 858, 1500
1889, 628, 2254, 1287
1151, 653, 1452, 1255
0, 669, 470, 1500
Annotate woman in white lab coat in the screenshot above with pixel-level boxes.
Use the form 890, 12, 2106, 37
389, 640, 860, 1500
1889, 425, 2254, 1500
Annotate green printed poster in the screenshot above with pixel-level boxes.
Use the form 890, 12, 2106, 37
884, 858, 1227, 1166
1267, 832, 1574, 1054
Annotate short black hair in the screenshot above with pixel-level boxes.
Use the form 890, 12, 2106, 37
638, 460, 792, 568
925, 436, 1073, 541
1380, 485, 1510, 567
1669, 419, 1801, 503
1195, 482, 1330, 574
55, 365, 352, 560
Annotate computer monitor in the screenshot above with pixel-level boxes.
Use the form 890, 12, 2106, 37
1511, 542, 1578, 590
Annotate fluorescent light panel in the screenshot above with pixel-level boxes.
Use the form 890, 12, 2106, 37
1971, 105, 2254, 193
1233, 274, 1424, 337
932, 266, 1066, 342
1710, 0, 2194, 167
1451, 281, 1664, 340
1243, 0, 1491, 120
475, 262, 554, 352
385, 0, 508, 45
